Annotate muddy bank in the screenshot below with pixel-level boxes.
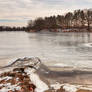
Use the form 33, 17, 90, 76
36, 63, 92, 85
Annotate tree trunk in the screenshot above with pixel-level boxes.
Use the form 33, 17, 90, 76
87, 19, 90, 32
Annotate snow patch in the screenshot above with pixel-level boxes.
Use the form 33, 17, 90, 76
84, 43, 92, 47
51, 83, 92, 92
0, 76, 12, 81
0, 83, 21, 92
51, 82, 63, 90
25, 68, 49, 92
79, 86, 92, 91
63, 84, 78, 92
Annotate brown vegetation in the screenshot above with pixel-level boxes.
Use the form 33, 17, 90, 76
0, 68, 36, 92
28, 9, 92, 32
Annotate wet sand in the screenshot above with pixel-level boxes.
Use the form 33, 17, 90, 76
36, 64, 92, 86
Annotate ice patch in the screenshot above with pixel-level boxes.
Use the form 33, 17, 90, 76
6, 57, 41, 68
53, 63, 68, 67
84, 43, 92, 47
63, 84, 78, 92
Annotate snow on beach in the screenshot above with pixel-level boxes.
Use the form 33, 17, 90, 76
0, 83, 21, 92
0, 76, 12, 81
51, 83, 78, 92
0, 67, 49, 92
0, 57, 49, 92
25, 68, 49, 92
0, 57, 92, 92
50, 82, 92, 92
0, 68, 36, 92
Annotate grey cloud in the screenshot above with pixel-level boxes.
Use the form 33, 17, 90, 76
0, 0, 92, 26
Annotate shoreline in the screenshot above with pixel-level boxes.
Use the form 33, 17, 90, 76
27, 28, 92, 33
36, 64, 92, 85
0, 66, 92, 92
0, 57, 92, 92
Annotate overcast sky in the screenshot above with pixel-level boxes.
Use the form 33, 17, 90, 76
0, 0, 92, 27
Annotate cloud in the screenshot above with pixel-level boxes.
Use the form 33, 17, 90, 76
0, 0, 92, 26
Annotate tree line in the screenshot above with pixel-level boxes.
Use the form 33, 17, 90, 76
0, 26, 27, 31
28, 9, 92, 32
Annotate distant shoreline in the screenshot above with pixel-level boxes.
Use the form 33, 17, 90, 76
27, 28, 92, 33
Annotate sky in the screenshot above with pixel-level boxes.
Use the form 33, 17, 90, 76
0, 0, 92, 27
